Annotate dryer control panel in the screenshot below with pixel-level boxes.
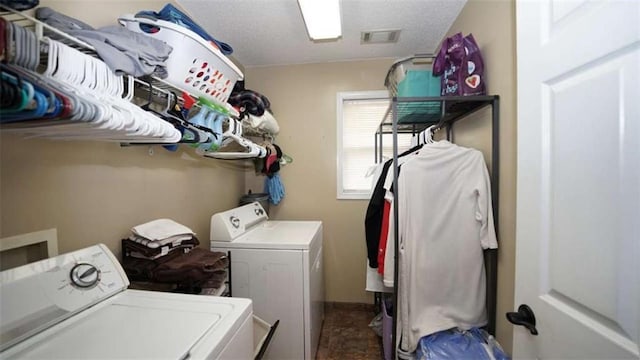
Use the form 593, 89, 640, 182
0, 244, 129, 352
210, 202, 268, 241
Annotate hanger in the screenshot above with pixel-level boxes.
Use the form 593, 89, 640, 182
120, 80, 221, 146
8, 36, 179, 143
0, 72, 34, 116
1, 53, 78, 128
0, 21, 186, 143
1, 79, 23, 109
2, 38, 104, 135
0, 25, 65, 123
134, 80, 199, 144
425, 125, 435, 145
203, 118, 267, 159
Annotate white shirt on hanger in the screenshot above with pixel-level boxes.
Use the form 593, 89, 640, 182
396, 140, 498, 352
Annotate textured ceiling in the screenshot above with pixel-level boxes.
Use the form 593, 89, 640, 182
177, 0, 466, 68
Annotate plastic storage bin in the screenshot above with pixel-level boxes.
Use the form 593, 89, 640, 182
385, 57, 442, 123
397, 70, 441, 98
385, 57, 441, 98
118, 14, 243, 108
396, 70, 442, 124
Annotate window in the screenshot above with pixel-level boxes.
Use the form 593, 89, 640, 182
336, 91, 412, 199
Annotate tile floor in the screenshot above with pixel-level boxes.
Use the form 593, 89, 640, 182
316, 303, 383, 360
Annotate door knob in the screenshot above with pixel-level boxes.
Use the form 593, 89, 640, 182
506, 304, 538, 335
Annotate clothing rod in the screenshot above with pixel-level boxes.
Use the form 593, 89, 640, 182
0, 4, 96, 51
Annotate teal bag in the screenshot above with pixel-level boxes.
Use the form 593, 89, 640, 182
397, 70, 440, 97
397, 70, 442, 123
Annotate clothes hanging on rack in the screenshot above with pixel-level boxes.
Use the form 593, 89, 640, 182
365, 160, 393, 268
376, 131, 471, 288
365, 145, 422, 269
376, 200, 391, 275
364, 160, 392, 293
379, 94, 501, 359
393, 140, 498, 353
381, 152, 416, 287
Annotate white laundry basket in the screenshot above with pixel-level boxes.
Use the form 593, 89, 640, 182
119, 14, 243, 107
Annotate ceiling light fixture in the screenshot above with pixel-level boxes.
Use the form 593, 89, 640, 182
297, 0, 342, 40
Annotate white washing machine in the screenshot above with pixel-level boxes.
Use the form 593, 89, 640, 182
0, 244, 254, 359
210, 202, 324, 360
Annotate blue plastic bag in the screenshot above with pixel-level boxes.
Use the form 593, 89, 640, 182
416, 328, 510, 360
264, 173, 285, 205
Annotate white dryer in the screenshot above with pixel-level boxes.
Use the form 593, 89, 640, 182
210, 202, 324, 360
0, 244, 254, 359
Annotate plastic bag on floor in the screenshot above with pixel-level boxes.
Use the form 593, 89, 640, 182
416, 328, 510, 360
368, 312, 383, 337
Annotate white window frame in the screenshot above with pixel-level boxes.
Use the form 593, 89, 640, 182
336, 90, 389, 200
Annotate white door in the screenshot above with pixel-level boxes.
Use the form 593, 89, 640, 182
515, 0, 640, 358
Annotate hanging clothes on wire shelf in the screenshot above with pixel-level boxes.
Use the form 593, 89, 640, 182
260, 141, 285, 205
200, 115, 267, 160
0, 19, 180, 143
126, 78, 214, 151
1, 6, 270, 161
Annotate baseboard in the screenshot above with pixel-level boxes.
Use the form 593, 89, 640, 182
324, 301, 376, 312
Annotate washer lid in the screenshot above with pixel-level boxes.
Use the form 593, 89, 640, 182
212, 221, 322, 250
2, 290, 251, 360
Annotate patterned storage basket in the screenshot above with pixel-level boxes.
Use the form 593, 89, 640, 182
119, 14, 243, 108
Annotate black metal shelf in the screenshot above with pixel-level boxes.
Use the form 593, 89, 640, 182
383, 94, 500, 358
377, 95, 498, 135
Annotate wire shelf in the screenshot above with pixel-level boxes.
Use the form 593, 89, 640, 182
0, 4, 238, 118
378, 95, 498, 134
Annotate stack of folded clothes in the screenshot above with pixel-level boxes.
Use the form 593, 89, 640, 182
121, 219, 227, 294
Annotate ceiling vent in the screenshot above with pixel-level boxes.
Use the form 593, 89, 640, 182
361, 29, 401, 44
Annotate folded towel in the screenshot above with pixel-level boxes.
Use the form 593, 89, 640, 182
122, 248, 228, 285
129, 234, 194, 248
131, 218, 194, 241
123, 236, 199, 260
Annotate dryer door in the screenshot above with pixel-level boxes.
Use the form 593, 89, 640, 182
227, 248, 305, 360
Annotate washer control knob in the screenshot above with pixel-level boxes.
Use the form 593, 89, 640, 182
70, 263, 100, 288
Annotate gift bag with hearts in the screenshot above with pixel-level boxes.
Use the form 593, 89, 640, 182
432, 32, 486, 96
